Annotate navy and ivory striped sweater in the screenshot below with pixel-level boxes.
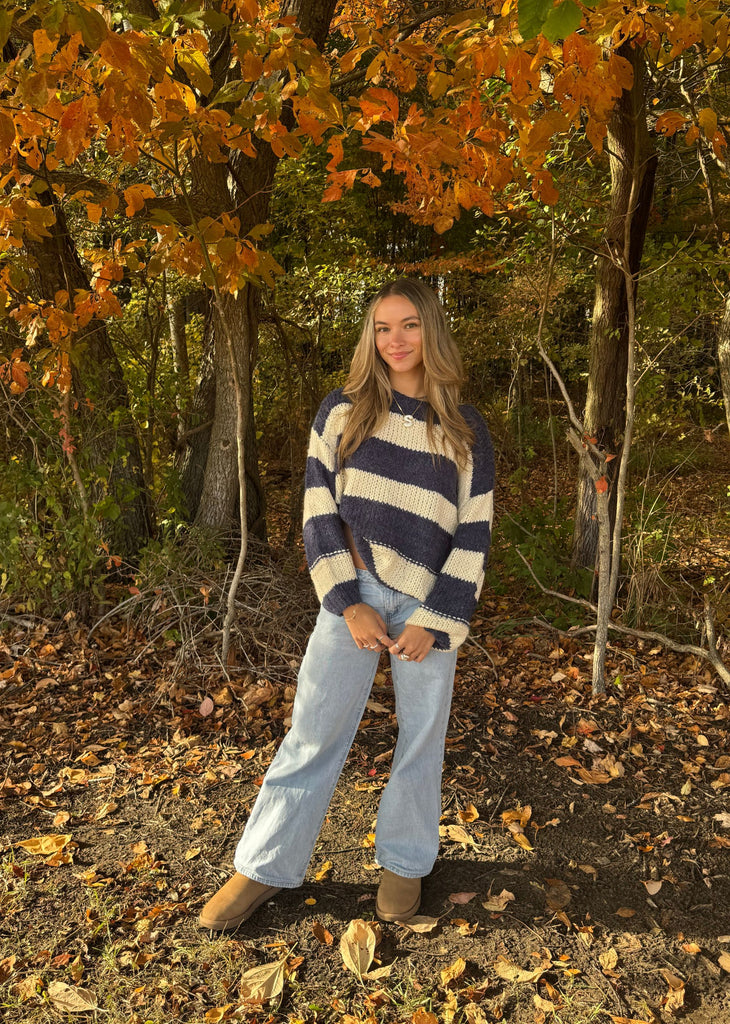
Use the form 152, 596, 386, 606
302, 388, 495, 651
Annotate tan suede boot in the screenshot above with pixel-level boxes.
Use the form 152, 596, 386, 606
375, 869, 422, 922
198, 873, 281, 932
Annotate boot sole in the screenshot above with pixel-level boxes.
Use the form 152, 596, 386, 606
375, 892, 421, 923
198, 886, 281, 932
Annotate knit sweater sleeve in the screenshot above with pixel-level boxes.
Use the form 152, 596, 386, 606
405, 408, 495, 651
302, 391, 361, 615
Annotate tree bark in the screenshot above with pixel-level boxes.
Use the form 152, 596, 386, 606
167, 288, 190, 444
719, 291, 730, 437
181, 0, 337, 540
26, 191, 153, 560
572, 44, 658, 571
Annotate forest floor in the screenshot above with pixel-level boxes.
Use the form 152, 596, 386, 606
2, 443, 730, 1024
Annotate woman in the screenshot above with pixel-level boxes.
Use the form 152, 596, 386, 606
199, 279, 494, 930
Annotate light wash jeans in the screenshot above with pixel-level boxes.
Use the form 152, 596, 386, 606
233, 568, 458, 886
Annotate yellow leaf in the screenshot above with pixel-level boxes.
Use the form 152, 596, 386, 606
512, 832, 534, 851
698, 107, 718, 138
615, 907, 636, 918
458, 803, 479, 823
340, 919, 380, 980
440, 956, 466, 986
600, 949, 618, 971
185, 848, 201, 860
17, 833, 71, 856
412, 1009, 438, 1024
239, 956, 287, 1004
494, 956, 550, 983
177, 47, 214, 95
315, 860, 332, 881
205, 1006, 234, 1023
719, 953, 730, 973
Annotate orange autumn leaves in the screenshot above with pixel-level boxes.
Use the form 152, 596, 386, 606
0, 0, 728, 397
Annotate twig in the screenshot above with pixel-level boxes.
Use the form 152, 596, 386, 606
524, 561, 730, 686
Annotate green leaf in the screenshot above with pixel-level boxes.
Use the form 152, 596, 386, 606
148, 207, 178, 226
667, 0, 687, 11
210, 79, 250, 106
70, 3, 107, 49
201, 10, 231, 30
0, 10, 14, 50
518, 0, 553, 41
43, 2, 66, 36
541, 0, 583, 41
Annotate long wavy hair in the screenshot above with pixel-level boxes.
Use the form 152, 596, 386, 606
338, 279, 474, 467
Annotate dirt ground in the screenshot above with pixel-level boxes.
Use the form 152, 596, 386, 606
2, 602, 730, 1024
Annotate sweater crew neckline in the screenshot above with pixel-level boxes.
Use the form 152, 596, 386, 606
391, 389, 428, 413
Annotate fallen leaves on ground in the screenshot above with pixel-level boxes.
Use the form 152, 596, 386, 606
398, 915, 441, 934
438, 824, 478, 848
47, 981, 98, 1013
493, 955, 551, 984
660, 969, 685, 1013
239, 955, 287, 1004
311, 921, 334, 945
440, 957, 466, 987
482, 888, 515, 912
340, 920, 390, 982
16, 833, 71, 856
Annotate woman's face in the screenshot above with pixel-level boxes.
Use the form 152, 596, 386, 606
374, 294, 424, 388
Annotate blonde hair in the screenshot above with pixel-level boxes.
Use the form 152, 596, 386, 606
338, 279, 474, 467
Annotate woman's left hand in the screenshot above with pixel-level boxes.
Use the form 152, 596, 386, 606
389, 625, 435, 664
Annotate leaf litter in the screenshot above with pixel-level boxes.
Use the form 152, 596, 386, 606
2, 561, 730, 1024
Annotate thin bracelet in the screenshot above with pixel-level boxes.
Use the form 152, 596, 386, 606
343, 605, 358, 621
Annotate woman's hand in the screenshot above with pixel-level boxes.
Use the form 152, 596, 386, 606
389, 624, 435, 664
343, 603, 393, 652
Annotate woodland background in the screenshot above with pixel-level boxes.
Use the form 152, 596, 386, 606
1, 2, 730, 1022
0, 0, 728, 669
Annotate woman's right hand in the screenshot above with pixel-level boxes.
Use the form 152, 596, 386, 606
342, 603, 393, 652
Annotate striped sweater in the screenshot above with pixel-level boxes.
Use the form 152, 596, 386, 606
302, 388, 495, 652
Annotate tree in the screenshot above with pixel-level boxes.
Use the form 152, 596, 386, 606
1, 0, 726, 581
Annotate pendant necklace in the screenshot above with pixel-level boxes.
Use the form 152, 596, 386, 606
393, 392, 425, 427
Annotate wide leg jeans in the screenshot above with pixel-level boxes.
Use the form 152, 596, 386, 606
233, 569, 458, 886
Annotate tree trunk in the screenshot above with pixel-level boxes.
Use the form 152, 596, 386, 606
720, 291, 730, 437
572, 44, 658, 571
184, 0, 337, 540
26, 192, 153, 560
177, 289, 266, 538
167, 288, 190, 444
